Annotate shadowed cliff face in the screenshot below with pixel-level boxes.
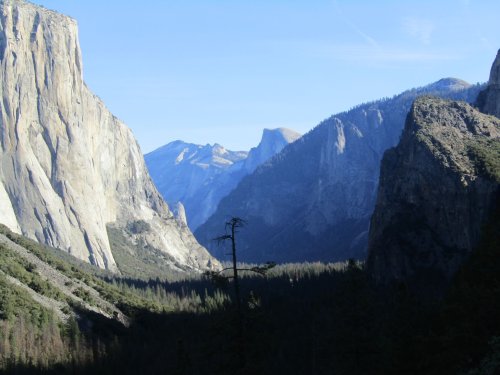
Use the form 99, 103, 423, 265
476, 49, 500, 118
195, 79, 482, 264
367, 96, 499, 293
0, 1, 217, 272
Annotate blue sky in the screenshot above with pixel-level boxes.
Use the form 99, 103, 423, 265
31, 0, 500, 152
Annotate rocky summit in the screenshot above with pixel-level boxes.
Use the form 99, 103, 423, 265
240, 127, 302, 175
367, 94, 499, 293
0, 0, 217, 272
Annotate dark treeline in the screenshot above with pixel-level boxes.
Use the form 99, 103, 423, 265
8, 241, 500, 375
3, 203, 499, 374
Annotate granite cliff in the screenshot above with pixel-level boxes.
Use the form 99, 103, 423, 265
476, 49, 500, 118
367, 65, 500, 290
0, 0, 216, 272
240, 127, 302, 175
195, 79, 483, 263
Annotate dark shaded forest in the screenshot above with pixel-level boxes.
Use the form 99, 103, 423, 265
1, 199, 498, 374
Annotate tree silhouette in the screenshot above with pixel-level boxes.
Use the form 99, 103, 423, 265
208, 217, 275, 311
205, 217, 275, 369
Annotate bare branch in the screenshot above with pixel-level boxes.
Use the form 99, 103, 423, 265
213, 234, 232, 246
214, 262, 277, 277
252, 261, 277, 274
216, 266, 235, 274
225, 217, 247, 229
236, 262, 276, 276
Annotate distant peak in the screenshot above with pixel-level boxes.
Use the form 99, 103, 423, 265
488, 49, 500, 85
427, 78, 471, 91
260, 127, 301, 145
146, 140, 192, 155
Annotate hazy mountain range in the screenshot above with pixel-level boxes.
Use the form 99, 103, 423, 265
145, 128, 301, 230
195, 79, 484, 264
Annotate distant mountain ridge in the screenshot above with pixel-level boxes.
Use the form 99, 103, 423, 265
195, 78, 484, 264
145, 128, 301, 230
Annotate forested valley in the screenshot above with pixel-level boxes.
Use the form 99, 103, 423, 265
1, 204, 498, 374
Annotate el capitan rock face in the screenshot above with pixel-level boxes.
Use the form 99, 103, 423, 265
367, 96, 499, 292
195, 79, 482, 264
0, 0, 216, 272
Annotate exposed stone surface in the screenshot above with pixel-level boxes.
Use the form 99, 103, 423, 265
476, 49, 500, 117
145, 128, 301, 230
172, 201, 188, 226
241, 128, 302, 174
0, 0, 217, 272
195, 79, 483, 264
367, 96, 500, 292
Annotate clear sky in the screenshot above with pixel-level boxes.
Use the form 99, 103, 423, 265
30, 0, 500, 153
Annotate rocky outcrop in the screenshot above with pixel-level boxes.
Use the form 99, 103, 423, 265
195, 79, 483, 264
367, 96, 499, 292
476, 49, 500, 117
145, 128, 300, 230
0, 0, 217, 272
172, 201, 188, 226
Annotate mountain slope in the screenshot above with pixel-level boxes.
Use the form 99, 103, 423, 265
145, 128, 301, 230
0, 0, 216, 272
195, 79, 483, 263
367, 51, 500, 293
0, 231, 129, 325
367, 96, 499, 291
145, 141, 248, 230
0, 222, 184, 368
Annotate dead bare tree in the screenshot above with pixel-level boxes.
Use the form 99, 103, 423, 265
214, 217, 245, 318
206, 217, 275, 369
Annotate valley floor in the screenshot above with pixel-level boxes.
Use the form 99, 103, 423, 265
0, 208, 498, 374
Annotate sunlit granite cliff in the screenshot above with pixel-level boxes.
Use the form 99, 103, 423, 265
0, 0, 217, 272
